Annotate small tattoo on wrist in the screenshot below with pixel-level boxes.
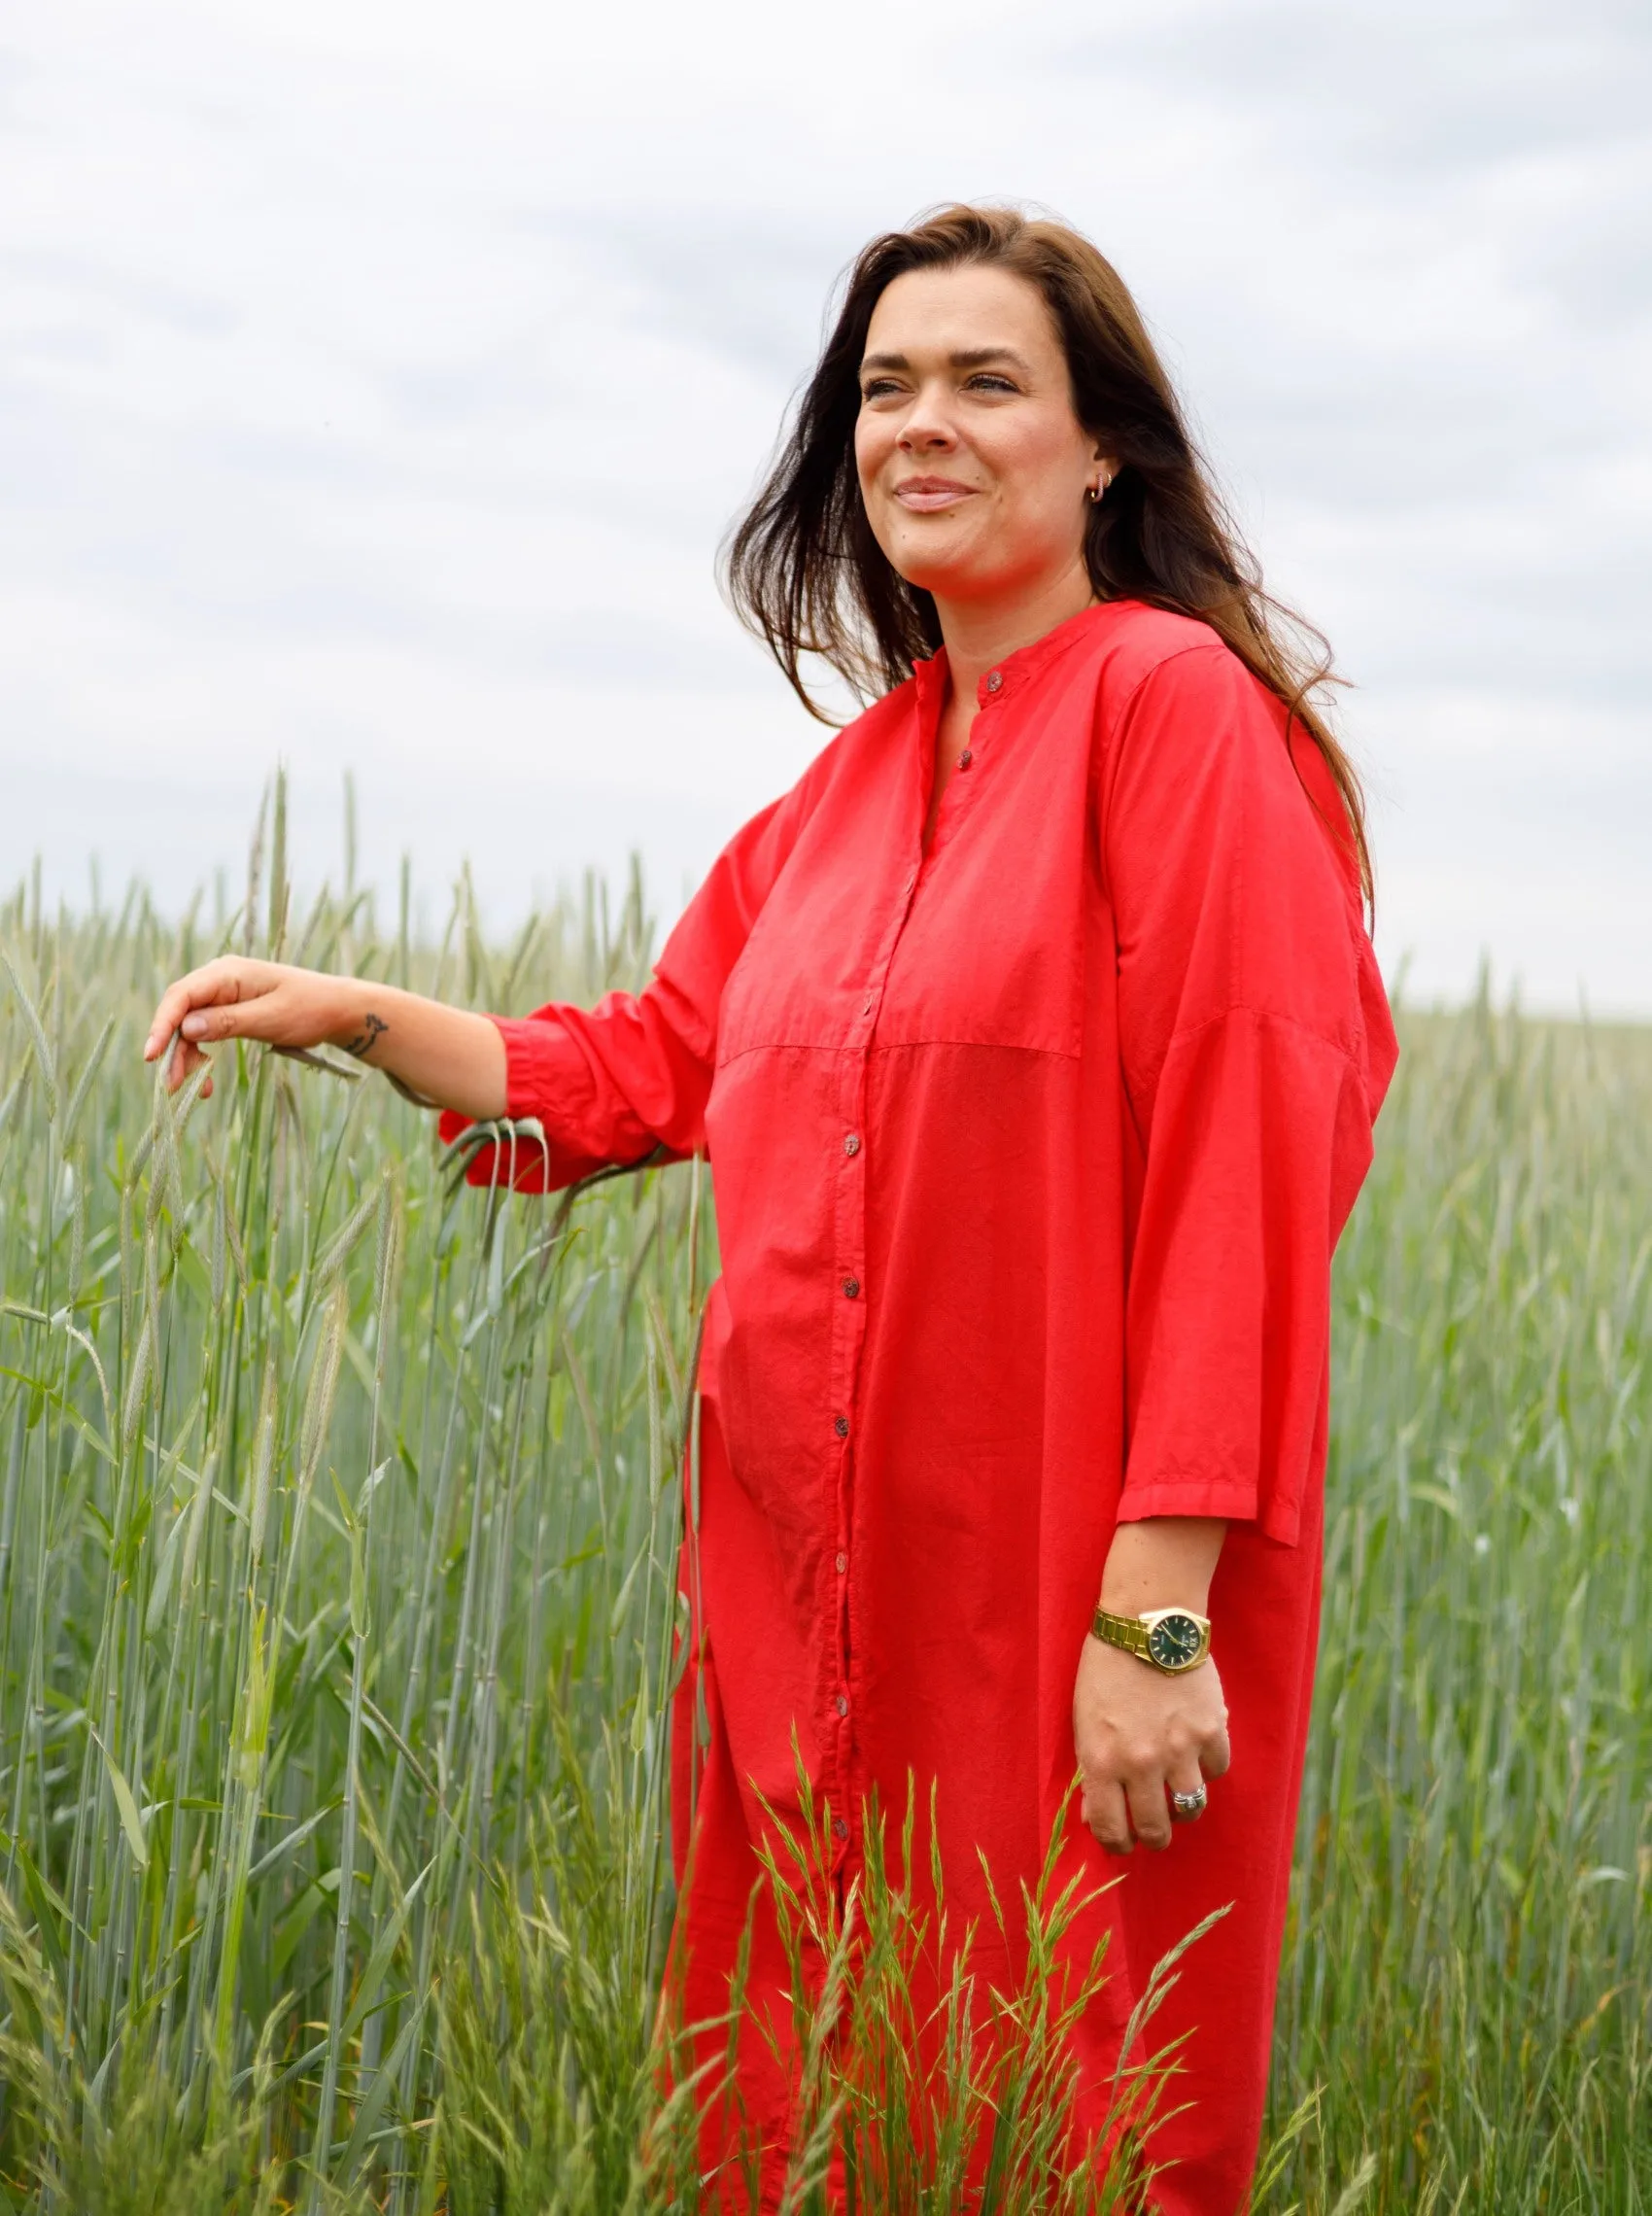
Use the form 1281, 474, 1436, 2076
342, 1013, 389, 1060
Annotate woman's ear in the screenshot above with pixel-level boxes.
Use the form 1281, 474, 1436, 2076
1087, 453, 1119, 502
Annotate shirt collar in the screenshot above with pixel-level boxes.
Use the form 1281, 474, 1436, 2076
912, 599, 1122, 711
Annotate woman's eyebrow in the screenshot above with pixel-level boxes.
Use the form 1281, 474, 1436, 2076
859, 346, 1034, 375
948, 347, 1032, 372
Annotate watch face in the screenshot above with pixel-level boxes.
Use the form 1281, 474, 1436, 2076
1146, 1612, 1205, 1671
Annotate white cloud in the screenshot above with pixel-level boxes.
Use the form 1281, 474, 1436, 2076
1, 0, 1648, 1010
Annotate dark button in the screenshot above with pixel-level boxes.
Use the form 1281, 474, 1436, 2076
836, 1694, 849, 1717
958, 746, 973, 769
835, 1550, 847, 1574
843, 1132, 860, 1156
832, 1817, 848, 1841
842, 1277, 860, 1300
834, 1415, 849, 1438
985, 670, 1003, 693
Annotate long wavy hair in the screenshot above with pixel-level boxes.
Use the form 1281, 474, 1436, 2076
723, 202, 1371, 903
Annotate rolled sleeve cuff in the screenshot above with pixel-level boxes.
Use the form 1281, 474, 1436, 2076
1117, 1474, 1295, 1547
436, 1016, 618, 1194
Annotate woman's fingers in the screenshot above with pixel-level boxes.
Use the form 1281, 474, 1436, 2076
1165, 1749, 1208, 1824
1124, 1768, 1174, 1852
145, 960, 261, 1062
1200, 1714, 1233, 1780
179, 990, 272, 1044
162, 1033, 212, 1096
1088, 1759, 1219, 1852
1084, 1778, 1134, 1856
145, 969, 211, 1059
144, 963, 295, 1094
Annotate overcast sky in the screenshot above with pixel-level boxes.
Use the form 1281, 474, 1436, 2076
2, 0, 1648, 1011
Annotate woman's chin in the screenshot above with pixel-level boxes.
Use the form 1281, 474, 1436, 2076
889, 547, 992, 601
878, 515, 986, 592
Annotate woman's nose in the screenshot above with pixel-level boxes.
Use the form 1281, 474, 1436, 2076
898, 401, 957, 452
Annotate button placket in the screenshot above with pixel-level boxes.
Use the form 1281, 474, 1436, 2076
825, 1012, 869, 1855
824, 855, 927, 1869
932, 673, 1008, 847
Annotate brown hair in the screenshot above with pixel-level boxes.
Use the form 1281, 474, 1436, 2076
723, 202, 1371, 904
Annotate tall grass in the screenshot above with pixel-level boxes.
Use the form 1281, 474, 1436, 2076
1271, 997, 1652, 2205
0, 793, 1646, 2209
0, 808, 696, 2209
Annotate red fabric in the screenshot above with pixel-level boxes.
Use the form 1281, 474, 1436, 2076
442, 601, 1396, 2211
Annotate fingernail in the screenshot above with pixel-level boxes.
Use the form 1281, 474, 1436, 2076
181, 1015, 204, 1040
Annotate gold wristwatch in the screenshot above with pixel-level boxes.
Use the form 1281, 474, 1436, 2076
1091, 1606, 1212, 1675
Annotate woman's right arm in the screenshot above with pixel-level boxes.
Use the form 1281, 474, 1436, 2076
147, 759, 833, 1152
144, 960, 507, 1118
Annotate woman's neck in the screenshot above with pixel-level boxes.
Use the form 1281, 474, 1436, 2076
933, 558, 1096, 701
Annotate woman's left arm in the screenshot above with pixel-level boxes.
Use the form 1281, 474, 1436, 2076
1075, 641, 1396, 1852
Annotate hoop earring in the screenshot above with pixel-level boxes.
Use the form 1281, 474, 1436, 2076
1088, 474, 1111, 503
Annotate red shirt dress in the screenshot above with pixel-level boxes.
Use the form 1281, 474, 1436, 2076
444, 600, 1396, 2213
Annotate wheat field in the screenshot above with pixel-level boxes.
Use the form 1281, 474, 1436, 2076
0, 791, 1647, 2211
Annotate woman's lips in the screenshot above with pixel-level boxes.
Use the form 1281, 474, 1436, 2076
893, 478, 978, 512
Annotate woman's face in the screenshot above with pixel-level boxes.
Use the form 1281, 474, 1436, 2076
854, 262, 1109, 612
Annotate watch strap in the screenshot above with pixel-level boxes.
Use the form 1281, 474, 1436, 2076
1091, 1607, 1152, 1658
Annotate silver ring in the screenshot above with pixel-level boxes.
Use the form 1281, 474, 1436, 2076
1170, 1784, 1208, 1821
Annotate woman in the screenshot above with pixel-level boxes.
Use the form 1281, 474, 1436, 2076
146, 205, 1394, 2212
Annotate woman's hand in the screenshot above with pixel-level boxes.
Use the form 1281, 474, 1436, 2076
1074, 1634, 1230, 1852
144, 959, 354, 1095
1074, 1512, 1231, 1852
142, 959, 508, 1119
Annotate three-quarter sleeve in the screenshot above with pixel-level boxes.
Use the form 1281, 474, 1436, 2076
1102, 643, 1396, 1544
438, 773, 816, 1194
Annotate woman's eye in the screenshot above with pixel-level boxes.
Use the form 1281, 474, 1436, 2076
859, 371, 1018, 400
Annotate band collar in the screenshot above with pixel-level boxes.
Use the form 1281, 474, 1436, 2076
912, 599, 1119, 713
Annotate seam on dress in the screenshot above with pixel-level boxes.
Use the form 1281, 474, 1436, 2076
1103, 637, 1231, 747
1090, 638, 1234, 914
1157, 999, 1364, 1072
712, 1035, 1082, 1072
